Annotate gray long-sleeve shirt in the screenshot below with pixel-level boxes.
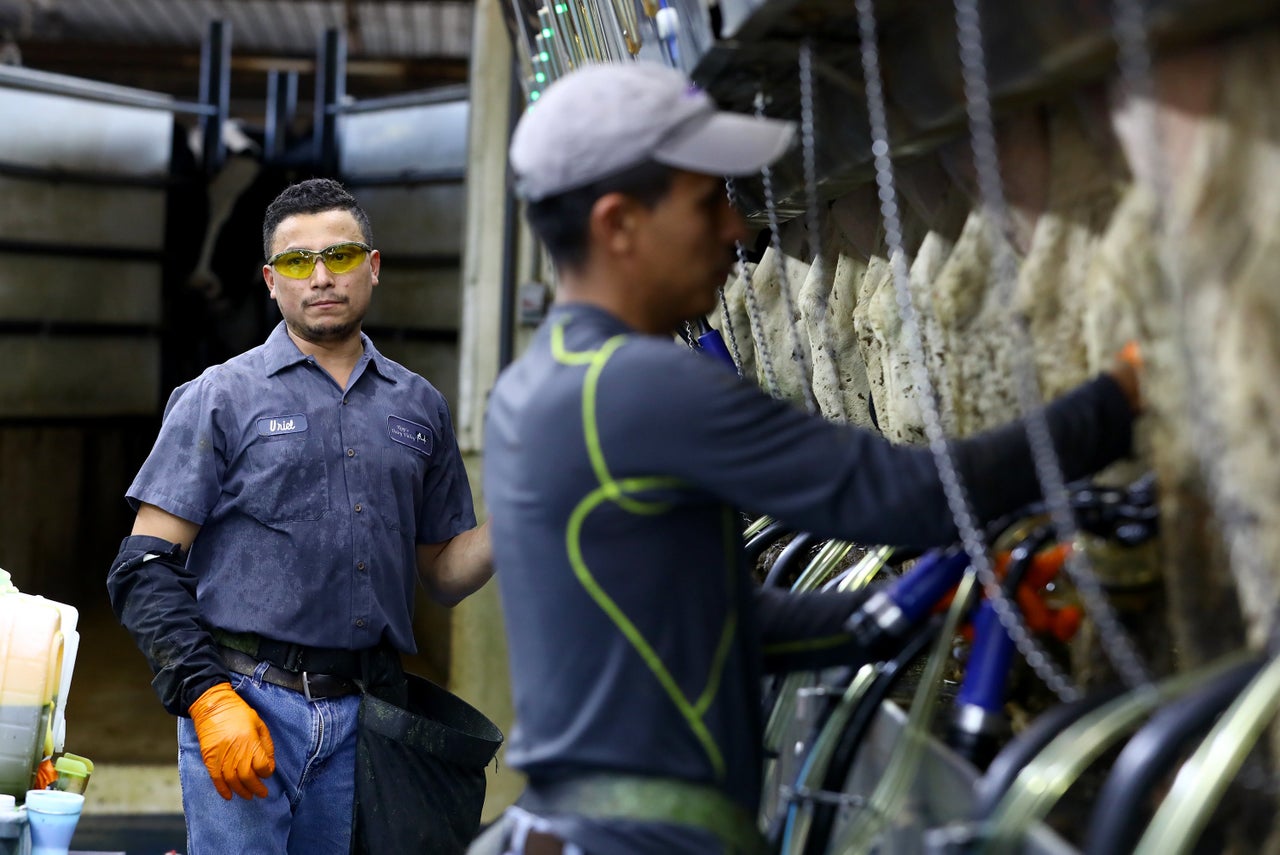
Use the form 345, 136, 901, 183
483, 304, 1133, 854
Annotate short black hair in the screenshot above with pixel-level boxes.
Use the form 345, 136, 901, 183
524, 161, 675, 271
262, 178, 373, 258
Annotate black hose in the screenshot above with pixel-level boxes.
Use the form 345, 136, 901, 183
761, 532, 817, 590
1083, 654, 1265, 855
972, 685, 1127, 818
744, 520, 792, 567
797, 617, 941, 855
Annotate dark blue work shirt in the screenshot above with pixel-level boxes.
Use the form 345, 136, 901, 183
128, 321, 476, 653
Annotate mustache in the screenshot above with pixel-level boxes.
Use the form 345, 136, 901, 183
305, 295, 349, 308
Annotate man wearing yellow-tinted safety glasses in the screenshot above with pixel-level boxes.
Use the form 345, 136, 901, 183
108, 178, 496, 855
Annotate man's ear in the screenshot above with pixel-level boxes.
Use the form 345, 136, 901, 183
590, 192, 640, 256
262, 265, 277, 300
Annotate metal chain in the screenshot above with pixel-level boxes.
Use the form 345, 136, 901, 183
756, 89, 820, 415
727, 176, 784, 398
1110, 0, 1278, 648
855, 0, 1080, 702
717, 285, 745, 375
954, 0, 1153, 690
799, 41, 823, 270
799, 39, 851, 424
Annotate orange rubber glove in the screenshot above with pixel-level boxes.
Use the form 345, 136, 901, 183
1110, 340, 1143, 413
34, 758, 56, 790
188, 682, 276, 800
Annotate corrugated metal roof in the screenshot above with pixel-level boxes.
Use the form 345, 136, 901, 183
0, 0, 475, 113
1, 0, 474, 59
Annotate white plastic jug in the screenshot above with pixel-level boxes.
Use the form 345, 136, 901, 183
40, 602, 77, 758
0, 580, 66, 797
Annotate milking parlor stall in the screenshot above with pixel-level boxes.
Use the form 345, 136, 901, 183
458, 0, 1280, 851
2, 0, 1280, 853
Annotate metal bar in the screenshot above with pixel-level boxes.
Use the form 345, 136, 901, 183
577, 0, 614, 62
340, 169, 465, 188
198, 19, 232, 174
563, 0, 591, 68
264, 69, 299, 164
593, 0, 630, 65
0, 321, 159, 338
498, 61, 522, 372
328, 84, 469, 114
313, 28, 347, 176
0, 66, 215, 116
0, 160, 190, 189
539, 5, 574, 75
0, 239, 163, 262
206, 0, 466, 4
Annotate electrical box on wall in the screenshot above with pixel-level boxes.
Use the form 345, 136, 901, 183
518, 281, 552, 327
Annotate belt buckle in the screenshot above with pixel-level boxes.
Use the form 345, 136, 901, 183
302, 671, 315, 703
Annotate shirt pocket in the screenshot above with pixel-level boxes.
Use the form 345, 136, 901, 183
239, 433, 331, 523
380, 444, 429, 532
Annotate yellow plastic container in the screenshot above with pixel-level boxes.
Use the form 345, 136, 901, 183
53, 753, 93, 795
0, 592, 63, 797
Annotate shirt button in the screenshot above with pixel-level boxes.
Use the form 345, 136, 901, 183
354, 503, 363, 513
342, 398, 348, 405
347, 448, 356, 457
355, 618, 365, 628
356, 561, 366, 572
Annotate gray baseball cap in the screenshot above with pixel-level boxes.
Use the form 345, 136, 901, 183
509, 61, 796, 202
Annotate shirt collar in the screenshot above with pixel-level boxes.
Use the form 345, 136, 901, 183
261, 321, 398, 383
545, 302, 636, 336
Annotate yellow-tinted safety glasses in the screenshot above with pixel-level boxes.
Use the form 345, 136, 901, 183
267, 242, 372, 280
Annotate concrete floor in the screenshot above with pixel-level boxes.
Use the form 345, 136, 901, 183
70, 813, 188, 855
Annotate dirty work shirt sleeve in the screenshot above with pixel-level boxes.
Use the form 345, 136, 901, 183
107, 378, 228, 714
594, 337, 1133, 548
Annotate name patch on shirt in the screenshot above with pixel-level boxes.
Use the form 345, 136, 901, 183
388, 415, 433, 456
257, 414, 309, 436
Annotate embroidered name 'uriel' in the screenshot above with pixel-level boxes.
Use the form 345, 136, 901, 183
257, 414, 309, 436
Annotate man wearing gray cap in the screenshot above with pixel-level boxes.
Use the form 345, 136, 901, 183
477, 61, 1141, 854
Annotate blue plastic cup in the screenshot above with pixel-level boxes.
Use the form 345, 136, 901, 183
24, 790, 84, 855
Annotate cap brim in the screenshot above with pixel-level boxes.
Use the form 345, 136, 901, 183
653, 112, 796, 177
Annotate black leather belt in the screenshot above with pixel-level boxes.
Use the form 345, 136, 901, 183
219, 646, 361, 702
211, 628, 367, 679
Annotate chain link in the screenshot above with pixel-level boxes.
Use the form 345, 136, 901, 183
799, 41, 823, 269
954, 0, 1155, 690
855, 0, 1080, 702
717, 285, 745, 375
727, 177, 784, 398
756, 89, 820, 415
799, 39, 851, 424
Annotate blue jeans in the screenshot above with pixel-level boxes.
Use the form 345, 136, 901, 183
178, 660, 362, 855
